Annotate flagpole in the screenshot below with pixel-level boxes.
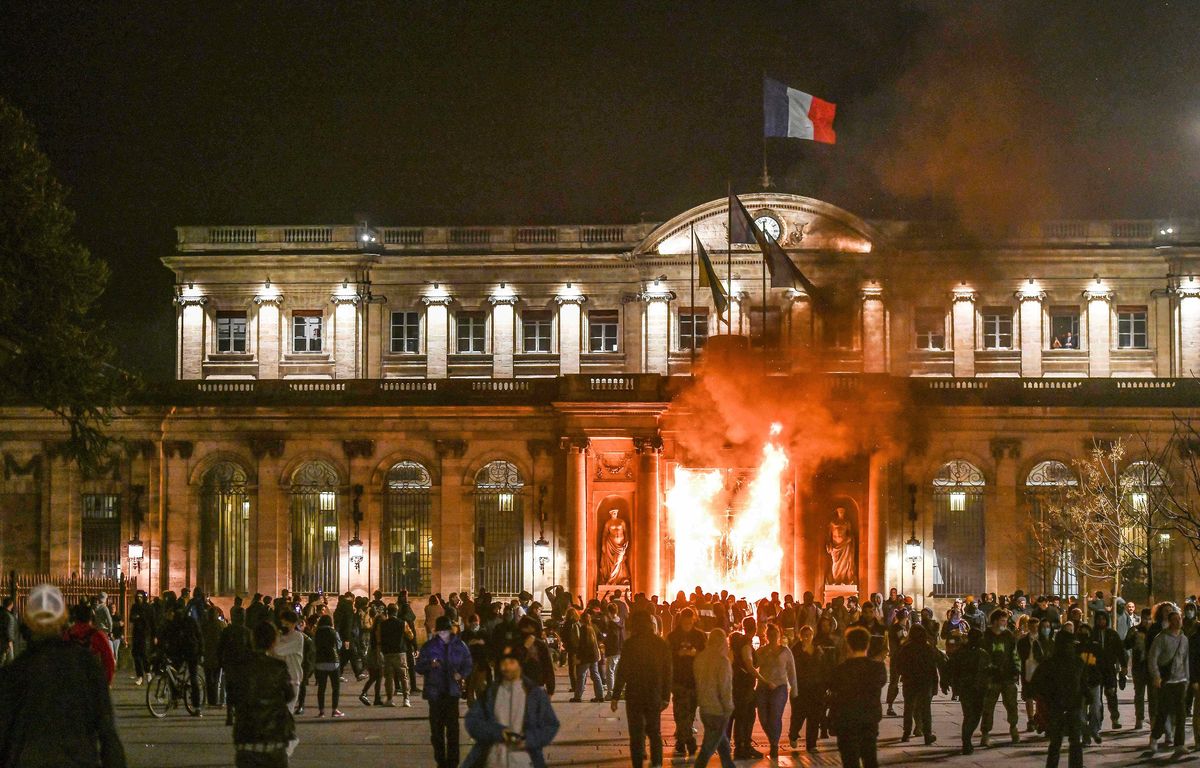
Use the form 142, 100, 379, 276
726, 180, 733, 333
690, 223, 696, 369
761, 70, 770, 189
762, 235, 768, 352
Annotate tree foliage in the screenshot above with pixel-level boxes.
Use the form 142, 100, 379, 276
0, 97, 131, 471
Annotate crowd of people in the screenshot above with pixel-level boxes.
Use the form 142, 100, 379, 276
3, 580, 1200, 767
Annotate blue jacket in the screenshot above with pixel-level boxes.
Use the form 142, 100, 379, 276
414, 635, 473, 700
461, 677, 559, 768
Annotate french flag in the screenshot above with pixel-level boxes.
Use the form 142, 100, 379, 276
763, 75, 836, 144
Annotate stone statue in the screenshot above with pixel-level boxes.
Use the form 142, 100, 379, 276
825, 506, 857, 585
599, 508, 631, 585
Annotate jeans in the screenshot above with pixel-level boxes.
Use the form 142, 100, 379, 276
886, 664, 900, 707
1133, 670, 1147, 724
382, 652, 410, 700
835, 721, 879, 768
184, 659, 202, 710
428, 696, 460, 768
902, 683, 933, 740
672, 685, 699, 749
960, 692, 984, 749
1081, 684, 1103, 739
316, 669, 340, 711
755, 685, 788, 749
1152, 681, 1187, 750
1045, 707, 1083, 768
694, 713, 735, 768
788, 685, 823, 749
1103, 683, 1121, 726
574, 660, 605, 700
110, 638, 121, 669
981, 680, 1018, 736
730, 684, 757, 755
606, 653, 621, 695
625, 697, 663, 767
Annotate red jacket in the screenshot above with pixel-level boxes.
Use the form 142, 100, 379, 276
64, 622, 115, 684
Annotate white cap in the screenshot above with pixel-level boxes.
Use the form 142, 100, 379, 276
25, 584, 66, 629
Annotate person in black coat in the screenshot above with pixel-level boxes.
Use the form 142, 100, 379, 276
788, 624, 829, 752
895, 623, 940, 744
129, 590, 156, 685
829, 626, 888, 768
1032, 631, 1083, 768
610, 611, 672, 768
227, 621, 296, 767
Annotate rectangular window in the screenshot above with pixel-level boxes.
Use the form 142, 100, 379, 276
680, 309, 709, 350
822, 309, 856, 350
390, 311, 421, 354
216, 312, 247, 353
82, 494, 121, 580
982, 309, 1013, 349
914, 308, 946, 350
1117, 307, 1148, 349
292, 311, 323, 353
588, 310, 619, 353
522, 311, 553, 353
1050, 309, 1080, 349
748, 306, 782, 348
456, 312, 486, 353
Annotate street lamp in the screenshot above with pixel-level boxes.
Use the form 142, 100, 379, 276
905, 484, 923, 593
349, 484, 365, 574
348, 535, 365, 572
534, 536, 550, 574
127, 538, 144, 568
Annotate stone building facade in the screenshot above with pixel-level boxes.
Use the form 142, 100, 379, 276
3, 193, 1200, 607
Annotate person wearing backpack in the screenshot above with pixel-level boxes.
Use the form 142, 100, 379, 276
1146, 606, 1189, 759
947, 628, 992, 755
65, 602, 116, 685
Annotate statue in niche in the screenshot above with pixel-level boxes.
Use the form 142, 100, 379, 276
825, 506, 858, 585
599, 507, 631, 585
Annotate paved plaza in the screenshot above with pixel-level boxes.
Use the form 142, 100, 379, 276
110, 665, 1187, 767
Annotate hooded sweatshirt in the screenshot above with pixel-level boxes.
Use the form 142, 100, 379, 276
694, 639, 734, 718
270, 628, 306, 708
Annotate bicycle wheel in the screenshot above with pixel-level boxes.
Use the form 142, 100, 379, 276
184, 667, 205, 716
147, 674, 172, 718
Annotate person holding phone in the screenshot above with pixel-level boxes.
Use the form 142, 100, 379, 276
462, 647, 560, 768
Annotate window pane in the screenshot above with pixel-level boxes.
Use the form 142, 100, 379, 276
522, 313, 552, 353
82, 494, 121, 580
982, 311, 1013, 350
680, 310, 709, 350
914, 309, 945, 350
457, 313, 485, 353
589, 311, 619, 353
1118, 308, 1148, 349
391, 311, 420, 354
293, 314, 322, 352
1050, 311, 1080, 349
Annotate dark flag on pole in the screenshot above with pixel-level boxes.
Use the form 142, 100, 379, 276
729, 192, 821, 296
695, 232, 728, 318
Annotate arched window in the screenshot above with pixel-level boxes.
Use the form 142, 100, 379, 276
200, 462, 250, 596
474, 460, 524, 595
931, 460, 985, 598
290, 461, 340, 594
1024, 460, 1078, 596
383, 461, 433, 595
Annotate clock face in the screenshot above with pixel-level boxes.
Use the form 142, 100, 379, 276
754, 215, 781, 242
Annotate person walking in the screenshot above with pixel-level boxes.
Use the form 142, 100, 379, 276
226, 621, 297, 767
600, 602, 624, 700
828, 626, 887, 768
313, 615, 344, 718
1031, 630, 1083, 768
693, 628, 736, 768
358, 605, 384, 706
378, 603, 414, 707
202, 604, 226, 708
610, 611, 672, 768
0, 584, 127, 767
129, 591, 155, 685
980, 609, 1020, 746
728, 616, 760, 760
1126, 606, 1153, 730
270, 610, 306, 714
894, 623, 939, 744
754, 623, 796, 761
1145, 606, 1189, 760
948, 628, 992, 755
667, 608, 706, 756
787, 624, 828, 753
65, 602, 116, 686
1091, 611, 1125, 731
415, 615, 474, 768
571, 611, 606, 703
461, 647, 560, 768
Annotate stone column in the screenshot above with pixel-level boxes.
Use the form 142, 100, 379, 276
951, 287, 977, 377
641, 290, 674, 375
1017, 290, 1045, 378
866, 451, 889, 595
555, 295, 586, 375
622, 300, 644, 373
989, 438, 1022, 592
1084, 286, 1113, 378
490, 295, 517, 379
175, 296, 207, 380
343, 441, 375, 596
162, 441, 194, 591
250, 440, 286, 596
634, 437, 662, 597
434, 440, 469, 596
563, 439, 589, 600
332, 294, 360, 379
423, 295, 452, 379
861, 284, 886, 373
1178, 279, 1200, 376
254, 295, 283, 379
785, 290, 812, 372
46, 452, 75, 573
730, 292, 750, 336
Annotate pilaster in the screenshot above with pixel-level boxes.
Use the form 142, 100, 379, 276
1016, 290, 1045, 378
489, 295, 518, 379
423, 295, 452, 379
555, 294, 586, 375
951, 287, 977, 377
861, 284, 886, 373
1084, 286, 1113, 378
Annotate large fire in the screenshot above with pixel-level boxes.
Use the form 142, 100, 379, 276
666, 422, 788, 600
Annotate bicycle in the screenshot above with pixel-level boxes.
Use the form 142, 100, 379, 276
146, 658, 206, 718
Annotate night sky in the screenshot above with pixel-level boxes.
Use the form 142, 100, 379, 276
3, 2, 1199, 380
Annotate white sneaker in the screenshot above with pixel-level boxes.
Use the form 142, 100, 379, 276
134, 677, 143, 686
403, 697, 412, 708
